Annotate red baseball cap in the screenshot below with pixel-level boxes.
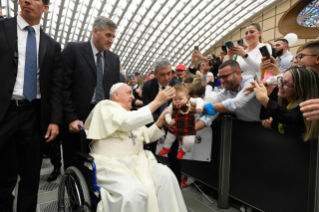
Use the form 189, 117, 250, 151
175, 64, 186, 71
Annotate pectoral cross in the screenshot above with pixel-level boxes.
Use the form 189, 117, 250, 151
129, 132, 137, 145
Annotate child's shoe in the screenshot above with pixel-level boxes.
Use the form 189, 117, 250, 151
159, 147, 171, 155
177, 148, 186, 160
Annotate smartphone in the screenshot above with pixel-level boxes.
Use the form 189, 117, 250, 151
259, 46, 271, 60
254, 73, 259, 82
221, 45, 227, 55
225, 40, 234, 49
194, 46, 199, 51
237, 39, 244, 47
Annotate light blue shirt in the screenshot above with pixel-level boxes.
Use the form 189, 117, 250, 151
205, 76, 261, 122
276, 51, 294, 73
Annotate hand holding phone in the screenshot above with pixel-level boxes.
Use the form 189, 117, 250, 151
237, 39, 244, 47
194, 46, 199, 51
254, 73, 259, 82
221, 45, 227, 55
225, 40, 234, 49
259, 46, 271, 60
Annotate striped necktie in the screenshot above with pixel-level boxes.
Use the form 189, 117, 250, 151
95, 52, 104, 102
23, 26, 37, 102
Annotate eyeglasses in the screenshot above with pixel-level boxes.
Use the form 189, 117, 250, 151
291, 53, 317, 62
217, 71, 237, 80
277, 77, 294, 90
128, 74, 135, 78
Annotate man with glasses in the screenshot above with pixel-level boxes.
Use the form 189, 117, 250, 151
273, 39, 294, 73
249, 41, 319, 90
205, 60, 261, 122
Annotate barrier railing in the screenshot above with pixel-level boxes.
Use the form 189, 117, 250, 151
157, 115, 319, 212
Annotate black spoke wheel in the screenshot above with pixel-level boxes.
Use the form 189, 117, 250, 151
58, 166, 92, 212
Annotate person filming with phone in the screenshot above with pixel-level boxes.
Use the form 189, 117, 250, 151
228, 22, 271, 76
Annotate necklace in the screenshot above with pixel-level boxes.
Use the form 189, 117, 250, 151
178, 102, 190, 115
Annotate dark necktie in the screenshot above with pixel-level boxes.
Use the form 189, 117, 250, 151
95, 52, 104, 102
160, 86, 167, 113
23, 26, 37, 102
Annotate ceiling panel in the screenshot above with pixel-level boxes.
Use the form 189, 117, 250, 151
1, 0, 282, 75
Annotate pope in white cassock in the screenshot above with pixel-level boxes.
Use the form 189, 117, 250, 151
84, 83, 187, 212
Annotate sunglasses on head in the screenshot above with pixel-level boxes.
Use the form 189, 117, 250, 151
128, 74, 135, 78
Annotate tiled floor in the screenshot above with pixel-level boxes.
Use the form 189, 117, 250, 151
15, 159, 242, 212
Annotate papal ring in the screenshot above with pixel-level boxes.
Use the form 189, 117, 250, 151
169, 93, 173, 96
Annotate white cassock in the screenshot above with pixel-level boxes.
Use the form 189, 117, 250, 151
84, 100, 187, 212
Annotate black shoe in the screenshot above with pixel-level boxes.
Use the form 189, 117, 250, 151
47, 167, 61, 182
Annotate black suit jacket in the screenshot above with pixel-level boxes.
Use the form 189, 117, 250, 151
0, 17, 63, 134
62, 41, 120, 124
142, 78, 179, 123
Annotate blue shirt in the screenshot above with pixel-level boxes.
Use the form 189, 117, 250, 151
276, 51, 294, 73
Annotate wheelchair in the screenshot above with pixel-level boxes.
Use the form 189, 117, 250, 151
57, 126, 100, 212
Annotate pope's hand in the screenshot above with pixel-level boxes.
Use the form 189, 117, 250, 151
156, 86, 175, 105
69, 120, 84, 133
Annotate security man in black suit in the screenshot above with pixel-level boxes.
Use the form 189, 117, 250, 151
0, 0, 63, 211
142, 58, 181, 184
62, 16, 120, 170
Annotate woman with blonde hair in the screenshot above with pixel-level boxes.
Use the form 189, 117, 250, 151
254, 65, 319, 141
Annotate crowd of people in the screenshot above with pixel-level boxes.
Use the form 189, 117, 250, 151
1, 1, 319, 212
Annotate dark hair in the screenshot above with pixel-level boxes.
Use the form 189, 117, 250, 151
218, 59, 240, 71
279, 65, 319, 141
184, 77, 194, 84
188, 80, 206, 97
275, 38, 289, 46
43, 0, 50, 5
297, 40, 319, 55
246, 22, 262, 43
135, 72, 140, 76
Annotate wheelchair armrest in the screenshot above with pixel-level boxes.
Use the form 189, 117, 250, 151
75, 152, 94, 163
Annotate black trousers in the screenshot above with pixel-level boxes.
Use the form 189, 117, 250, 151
0, 101, 43, 212
62, 104, 95, 170
146, 138, 181, 185
61, 127, 85, 170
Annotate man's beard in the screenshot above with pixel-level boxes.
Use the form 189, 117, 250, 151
276, 48, 284, 57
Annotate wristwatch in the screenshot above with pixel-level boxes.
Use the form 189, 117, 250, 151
244, 54, 249, 59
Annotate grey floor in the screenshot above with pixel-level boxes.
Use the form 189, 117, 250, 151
14, 159, 242, 212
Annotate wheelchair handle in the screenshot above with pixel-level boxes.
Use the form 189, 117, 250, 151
78, 125, 84, 131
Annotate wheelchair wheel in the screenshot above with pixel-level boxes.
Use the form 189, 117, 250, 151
58, 166, 92, 212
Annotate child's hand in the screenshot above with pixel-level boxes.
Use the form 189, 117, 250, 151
196, 108, 203, 114
169, 119, 176, 126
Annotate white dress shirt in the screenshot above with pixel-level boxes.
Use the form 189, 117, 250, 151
12, 15, 41, 100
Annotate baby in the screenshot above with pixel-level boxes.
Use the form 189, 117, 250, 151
159, 84, 204, 159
